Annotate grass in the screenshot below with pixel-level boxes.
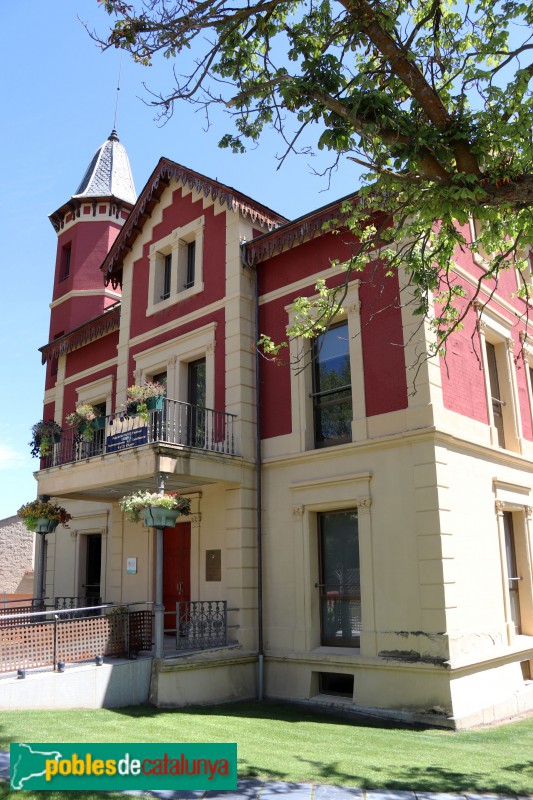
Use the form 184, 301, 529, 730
0, 702, 532, 798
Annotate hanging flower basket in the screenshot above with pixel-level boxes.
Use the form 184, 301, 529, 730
17, 499, 72, 532
119, 491, 190, 525
35, 518, 59, 534
142, 507, 180, 528
145, 396, 164, 411
124, 383, 166, 422
66, 404, 103, 442
29, 420, 62, 458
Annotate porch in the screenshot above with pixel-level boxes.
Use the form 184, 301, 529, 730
0, 598, 233, 676
0, 598, 256, 710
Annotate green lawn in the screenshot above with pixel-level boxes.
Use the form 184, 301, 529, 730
0, 702, 532, 797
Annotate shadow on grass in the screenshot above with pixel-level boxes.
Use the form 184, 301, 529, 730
110, 701, 430, 731
288, 758, 531, 795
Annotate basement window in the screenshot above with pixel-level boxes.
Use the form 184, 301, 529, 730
318, 672, 354, 698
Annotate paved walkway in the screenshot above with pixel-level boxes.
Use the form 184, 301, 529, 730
0, 751, 524, 798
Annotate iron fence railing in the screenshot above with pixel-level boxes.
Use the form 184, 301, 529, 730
0, 603, 153, 674
54, 596, 104, 619
41, 399, 237, 468
175, 601, 227, 650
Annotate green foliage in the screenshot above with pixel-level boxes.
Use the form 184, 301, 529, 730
119, 491, 191, 523
29, 420, 62, 458
126, 381, 166, 401
17, 500, 72, 532
97, 0, 533, 353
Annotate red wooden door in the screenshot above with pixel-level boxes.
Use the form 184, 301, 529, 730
163, 522, 191, 614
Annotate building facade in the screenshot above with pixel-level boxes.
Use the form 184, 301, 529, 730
34, 132, 533, 727
0, 517, 34, 601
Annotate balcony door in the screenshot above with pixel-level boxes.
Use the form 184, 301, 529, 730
188, 358, 206, 447
163, 522, 191, 619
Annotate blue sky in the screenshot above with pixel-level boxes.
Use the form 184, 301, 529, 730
0, 0, 361, 520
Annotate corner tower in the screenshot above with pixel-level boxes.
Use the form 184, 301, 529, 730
45, 130, 136, 388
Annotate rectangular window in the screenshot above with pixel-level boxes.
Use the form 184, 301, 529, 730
185, 241, 196, 289
162, 254, 172, 300
486, 342, 505, 448
312, 322, 352, 448
60, 245, 71, 281
318, 509, 360, 647
503, 512, 522, 635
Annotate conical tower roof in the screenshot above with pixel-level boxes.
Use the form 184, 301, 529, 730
73, 129, 136, 204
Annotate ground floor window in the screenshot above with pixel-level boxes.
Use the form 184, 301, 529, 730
318, 509, 360, 646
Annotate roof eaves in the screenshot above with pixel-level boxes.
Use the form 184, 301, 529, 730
244, 190, 359, 265
101, 158, 288, 284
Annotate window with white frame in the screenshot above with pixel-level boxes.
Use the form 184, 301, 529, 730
311, 322, 352, 448
478, 317, 522, 452
318, 508, 361, 646
147, 216, 204, 315
286, 280, 366, 453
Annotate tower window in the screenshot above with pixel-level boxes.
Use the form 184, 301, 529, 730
60, 244, 71, 281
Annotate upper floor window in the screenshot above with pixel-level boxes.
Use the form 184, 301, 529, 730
147, 216, 204, 316
311, 322, 352, 448
486, 342, 506, 448
162, 254, 172, 300
478, 318, 522, 452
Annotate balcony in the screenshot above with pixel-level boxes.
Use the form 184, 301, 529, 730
42, 399, 237, 468
36, 399, 240, 501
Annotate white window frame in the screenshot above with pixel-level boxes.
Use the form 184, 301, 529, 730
75, 375, 114, 416
477, 310, 522, 452
287, 279, 366, 452
132, 322, 216, 410
290, 472, 374, 655
147, 215, 205, 316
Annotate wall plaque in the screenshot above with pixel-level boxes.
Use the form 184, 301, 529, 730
206, 549, 221, 581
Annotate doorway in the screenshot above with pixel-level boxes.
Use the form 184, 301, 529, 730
163, 522, 191, 632
84, 534, 102, 604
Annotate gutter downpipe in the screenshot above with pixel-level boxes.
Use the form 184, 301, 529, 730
245, 247, 264, 701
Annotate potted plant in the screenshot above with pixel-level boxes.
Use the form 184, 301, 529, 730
29, 420, 62, 458
65, 403, 104, 441
125, 382, 166, 421
17, 499, 72, 533
119, 491, 190, 528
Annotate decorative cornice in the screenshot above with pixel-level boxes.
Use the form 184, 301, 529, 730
244, 194, 358, 265
39, 305, 121, 364
102, 158, 287, 288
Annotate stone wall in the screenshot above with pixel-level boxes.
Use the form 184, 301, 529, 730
0, 516, 34, 595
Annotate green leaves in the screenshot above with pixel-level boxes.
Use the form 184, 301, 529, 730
99, 0, 533, 356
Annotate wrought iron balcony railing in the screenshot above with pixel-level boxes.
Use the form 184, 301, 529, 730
41, 399, 237, 468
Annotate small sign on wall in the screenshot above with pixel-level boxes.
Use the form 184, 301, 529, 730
126, 557, 137, 575
206, 549, 221, 581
